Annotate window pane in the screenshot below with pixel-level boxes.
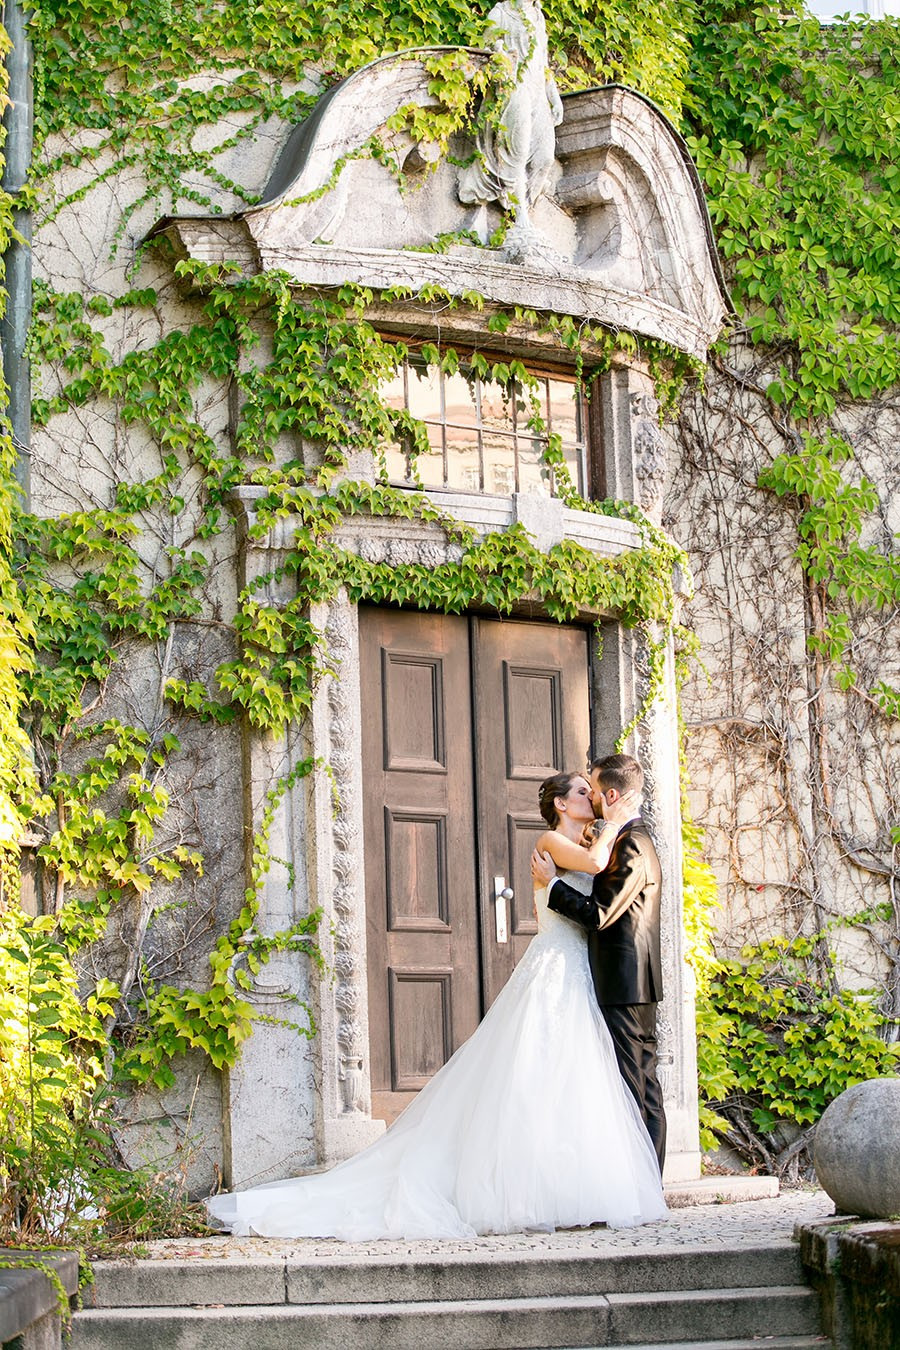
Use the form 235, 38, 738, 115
381, 371, 407, 412
479, 379, 514, 432
383, 441, 412, 483
482, 430, 517, 494
548, 379, 579, 444
407, 365, 442, 419
489, 462, 516, 495
513, 381, 536, 432
517, 434, 551, 496
412, 422, 445, 488
803, 0, 899, 17
442, 372, 477, 427
444, 425, 481, 491
561, 443, 584, 495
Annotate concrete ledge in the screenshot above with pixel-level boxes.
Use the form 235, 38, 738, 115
86, 1258, 287, 1310
86, 1243, 804, 1309
798, 1216, 900, 1350
604, 1285, 819, 1344
67, 1287, 820, 1350
664, 1174, 780, 1208
0, 1250, 79, 1345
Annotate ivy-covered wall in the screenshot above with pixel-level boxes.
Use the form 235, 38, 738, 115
670, 3, 900, 1173
1, 0, 899, 1239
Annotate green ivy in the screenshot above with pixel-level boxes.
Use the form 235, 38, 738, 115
687, 4, 900, 418
2, 0, 899, 1238
686, 1, 900, 695
703, 934, 900, 1160
0, 913, 113, 1238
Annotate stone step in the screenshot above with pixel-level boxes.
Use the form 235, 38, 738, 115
68, 1284, 821, 1350
568, 1341, 828, 1350
86, 1242, 806, 1307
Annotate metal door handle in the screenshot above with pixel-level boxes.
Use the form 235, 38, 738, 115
493, 876, 513, 943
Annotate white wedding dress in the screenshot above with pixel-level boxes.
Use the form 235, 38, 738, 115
207, 872, 667, 1239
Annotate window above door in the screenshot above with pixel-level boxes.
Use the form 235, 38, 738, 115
804, 0, 898, 17
379, 356, 590, 500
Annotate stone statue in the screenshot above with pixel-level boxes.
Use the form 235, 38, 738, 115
458, 0, 563, 254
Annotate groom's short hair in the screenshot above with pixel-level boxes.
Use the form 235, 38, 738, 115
590, 753, 644, 797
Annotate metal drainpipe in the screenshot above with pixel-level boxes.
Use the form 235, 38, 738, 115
1, 0, 33, 508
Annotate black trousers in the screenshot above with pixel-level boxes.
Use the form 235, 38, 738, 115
601, 1001, 667, 1175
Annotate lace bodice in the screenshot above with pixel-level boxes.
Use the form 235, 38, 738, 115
534, 868, 593, 951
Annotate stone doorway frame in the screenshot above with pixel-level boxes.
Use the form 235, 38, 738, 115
222, 367, 701, 1188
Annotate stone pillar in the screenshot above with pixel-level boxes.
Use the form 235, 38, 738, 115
224, 496, 384, 1183
222, 519, 319, 1187
307, 592, 385, 1164
596, 364, 668, 524
594, 621, 701, 1183
594, 360, 701, 1183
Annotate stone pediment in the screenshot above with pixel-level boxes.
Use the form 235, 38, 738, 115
157, 48, 730, 360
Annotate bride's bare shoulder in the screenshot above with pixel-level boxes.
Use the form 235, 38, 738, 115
535, 829, 599, 873
535, 827, 569, 853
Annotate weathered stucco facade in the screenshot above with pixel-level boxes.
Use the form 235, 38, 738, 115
25, 12, 741, 1194
668, 353, 900, 1016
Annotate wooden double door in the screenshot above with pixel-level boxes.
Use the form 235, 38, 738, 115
360, 607, 592, 1123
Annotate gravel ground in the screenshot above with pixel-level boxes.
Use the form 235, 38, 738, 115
139, 1186, 835, 1263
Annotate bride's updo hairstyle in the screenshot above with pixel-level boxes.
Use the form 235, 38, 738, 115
538, 771, 582, 828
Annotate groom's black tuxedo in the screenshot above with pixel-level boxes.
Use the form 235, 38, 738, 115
547, 818, 666, 1172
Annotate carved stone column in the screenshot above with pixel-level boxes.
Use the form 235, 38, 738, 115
222, 526, 319, 1188
222, 719, 320, 1187
592, 358, 700, 1179
223, 497, 383, 1184
595, 620, 701, 1183
595, 364, 668, 524
633, 625, 701, 1181
307, 592, 385, 1164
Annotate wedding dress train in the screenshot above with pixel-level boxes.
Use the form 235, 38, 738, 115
206, 871, 667, 1239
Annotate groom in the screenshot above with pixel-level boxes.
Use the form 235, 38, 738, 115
531, 753, 666, 1173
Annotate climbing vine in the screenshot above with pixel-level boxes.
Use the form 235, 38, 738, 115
1, 0, 899, 1242
674, 0, 900, 1172
3, 149, 689, 1239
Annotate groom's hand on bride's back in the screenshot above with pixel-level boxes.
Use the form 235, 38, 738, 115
531, 848, 557, 888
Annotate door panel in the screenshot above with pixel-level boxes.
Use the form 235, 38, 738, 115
387, 968, 453, 1089
361, 608, 592, 1122
360, 608, 481, 1124
473, 619, 592, 1008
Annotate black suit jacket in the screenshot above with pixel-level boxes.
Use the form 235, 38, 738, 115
547, 820, 662, 1006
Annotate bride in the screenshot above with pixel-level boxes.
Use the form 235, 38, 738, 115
206, 770, 667, 1240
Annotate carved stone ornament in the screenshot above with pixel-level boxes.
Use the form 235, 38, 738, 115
324, 603, 369, 1116
630, 391, 668, 518
457, 0, 564, 262
151, 1, 731, 361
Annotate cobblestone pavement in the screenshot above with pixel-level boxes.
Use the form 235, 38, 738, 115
143, 1186, 834, 1262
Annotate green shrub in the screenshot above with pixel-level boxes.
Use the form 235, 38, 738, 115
0, 908, 207, 1244
700, 933, 900, 1174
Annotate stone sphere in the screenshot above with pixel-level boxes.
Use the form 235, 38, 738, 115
813, 1077, 900, 1219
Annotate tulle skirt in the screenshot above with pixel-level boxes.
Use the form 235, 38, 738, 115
206, 917, 667, 1240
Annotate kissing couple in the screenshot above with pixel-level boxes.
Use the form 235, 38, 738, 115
208, 753, 668, 1239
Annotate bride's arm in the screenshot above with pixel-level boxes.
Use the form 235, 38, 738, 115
584, 818, 621, 871
534, 828, 614, 875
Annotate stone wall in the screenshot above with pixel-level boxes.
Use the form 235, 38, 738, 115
0, 1253, 79, 1350
665, 339, 900, 1014
800, 1218, 900, 1350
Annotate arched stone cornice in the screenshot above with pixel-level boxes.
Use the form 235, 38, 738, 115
153, 49, 731, 361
